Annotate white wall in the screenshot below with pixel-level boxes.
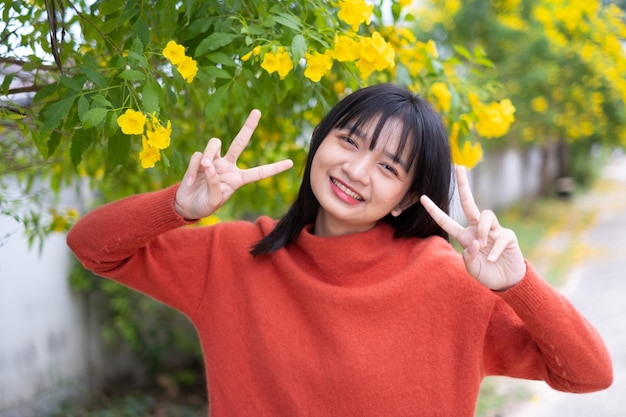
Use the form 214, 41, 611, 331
0, 216, 90, 416
471, 147, 545, 211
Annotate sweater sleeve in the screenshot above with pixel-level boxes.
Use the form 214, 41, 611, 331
66, 185, 210, 318
483, 262, 613, 393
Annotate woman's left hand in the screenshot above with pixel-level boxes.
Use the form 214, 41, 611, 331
420, 166, 526, 291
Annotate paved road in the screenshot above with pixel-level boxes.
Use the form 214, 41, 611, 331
504, 154, 626, 417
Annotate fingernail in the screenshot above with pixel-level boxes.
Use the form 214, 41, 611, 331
488, 253, 497, 262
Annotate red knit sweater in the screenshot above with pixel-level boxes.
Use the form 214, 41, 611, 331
66, 185, 612, 417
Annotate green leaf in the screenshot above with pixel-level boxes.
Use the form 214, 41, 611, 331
1, 73, 15, 94
40, 94, 77, 136
273, 13, 303, 31
134, 18, 151, 48
205, 66, 232, 79
291, 35, 307, 63
82, 108, 109, 128
92, 94, 114, 108
70, 129, 95, 167
142, 80, 161, 114
47, 131, 62, 156
99, 0, 127, 15
453, 45, 472, 61
32, 83, 58, 103
195, 33, 238, 57
475, 58, 494, 68
126, 51, 149, 66
170, 146, 184, 175
131, 37, 144, 55
77, 96, 89, 118
107, 130, 131, 166
119, 69, 146, 81
205, 52, 236, 66
82, 66, 108, 89
205, 84, 230, 120
101, 19, 119, 35
60, 75, 85, 91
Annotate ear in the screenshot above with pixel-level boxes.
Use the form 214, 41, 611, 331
391, 192, 420, 217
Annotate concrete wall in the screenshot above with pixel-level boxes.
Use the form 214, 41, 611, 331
0, 199, 145, 417
471, 147, 546, 211
0, 216, 90, 416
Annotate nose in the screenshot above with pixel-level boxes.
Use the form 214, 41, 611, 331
343, 154, 371, 185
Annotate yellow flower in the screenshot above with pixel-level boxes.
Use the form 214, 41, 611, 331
117, 109, 146, 135
261, 48, 294, 80
474, 99, 516, 138
430, 82, 452, 112
146, 118, 172, 150
176, 56, 198, 83
332, 34, 360, 62
357, 32, 395, 78
422, 39, 439, 58
455, 140, 483, 168
304, 50, 334, 82
449, 123, 483, 168
531, 96, 548, 113
163, 40, 186, 65
338, 0, 373, 31
198, 215, 221, 226
242, 45, 261, 62
139, 136, 161, 168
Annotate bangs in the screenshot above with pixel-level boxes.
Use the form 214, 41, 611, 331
335, 104, 422, 172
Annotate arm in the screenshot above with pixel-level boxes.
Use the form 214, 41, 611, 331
421, 166, 612, 392
67, 110, 292, 314
485, 264, 613, 392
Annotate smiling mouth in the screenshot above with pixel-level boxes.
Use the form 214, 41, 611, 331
331, 177, 364, 201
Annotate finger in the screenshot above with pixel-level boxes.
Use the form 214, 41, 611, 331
203, 159, 224, 208
224, 109, 262, 164
202, 138, 223, 165
240, 159, 294, 185
487, 229, 516, 262
456, 166, 481, 224
183, 152, 203, 186
420, 194, 464, 239
462, 239, 482, 275
477, 209, 499, 246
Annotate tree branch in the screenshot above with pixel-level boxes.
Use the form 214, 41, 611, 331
6, 85, 45, 95
0, 57, 60, 71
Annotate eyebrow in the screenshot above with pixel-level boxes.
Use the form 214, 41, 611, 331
341, 125, 411, 172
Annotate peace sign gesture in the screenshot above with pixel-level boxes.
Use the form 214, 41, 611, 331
175, 110, 293, 220
420, 166, 526, 291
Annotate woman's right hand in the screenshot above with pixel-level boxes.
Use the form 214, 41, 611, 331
174, 109, 293, 220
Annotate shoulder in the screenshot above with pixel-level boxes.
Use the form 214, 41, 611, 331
202, 216, 277, 245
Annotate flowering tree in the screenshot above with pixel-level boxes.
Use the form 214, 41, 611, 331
1, 0, 516, 242
415, 0, 626, 191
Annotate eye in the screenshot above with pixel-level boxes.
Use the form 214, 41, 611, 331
380, 162, 399, 176
340, 135, 358, 148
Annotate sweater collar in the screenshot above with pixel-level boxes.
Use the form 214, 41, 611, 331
288, 221, 405, 287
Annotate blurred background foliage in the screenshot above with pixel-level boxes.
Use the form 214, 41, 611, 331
2, 0, 626, 390
416, 0, 626, 189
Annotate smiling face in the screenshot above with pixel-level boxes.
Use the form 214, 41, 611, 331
310, 117, 418, 237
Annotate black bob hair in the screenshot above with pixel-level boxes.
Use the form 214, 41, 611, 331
250, 84, 452, 255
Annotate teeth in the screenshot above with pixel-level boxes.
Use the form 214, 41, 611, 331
332, 178, 364, 201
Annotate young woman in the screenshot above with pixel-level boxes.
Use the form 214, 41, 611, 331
67, 84, 612, 416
